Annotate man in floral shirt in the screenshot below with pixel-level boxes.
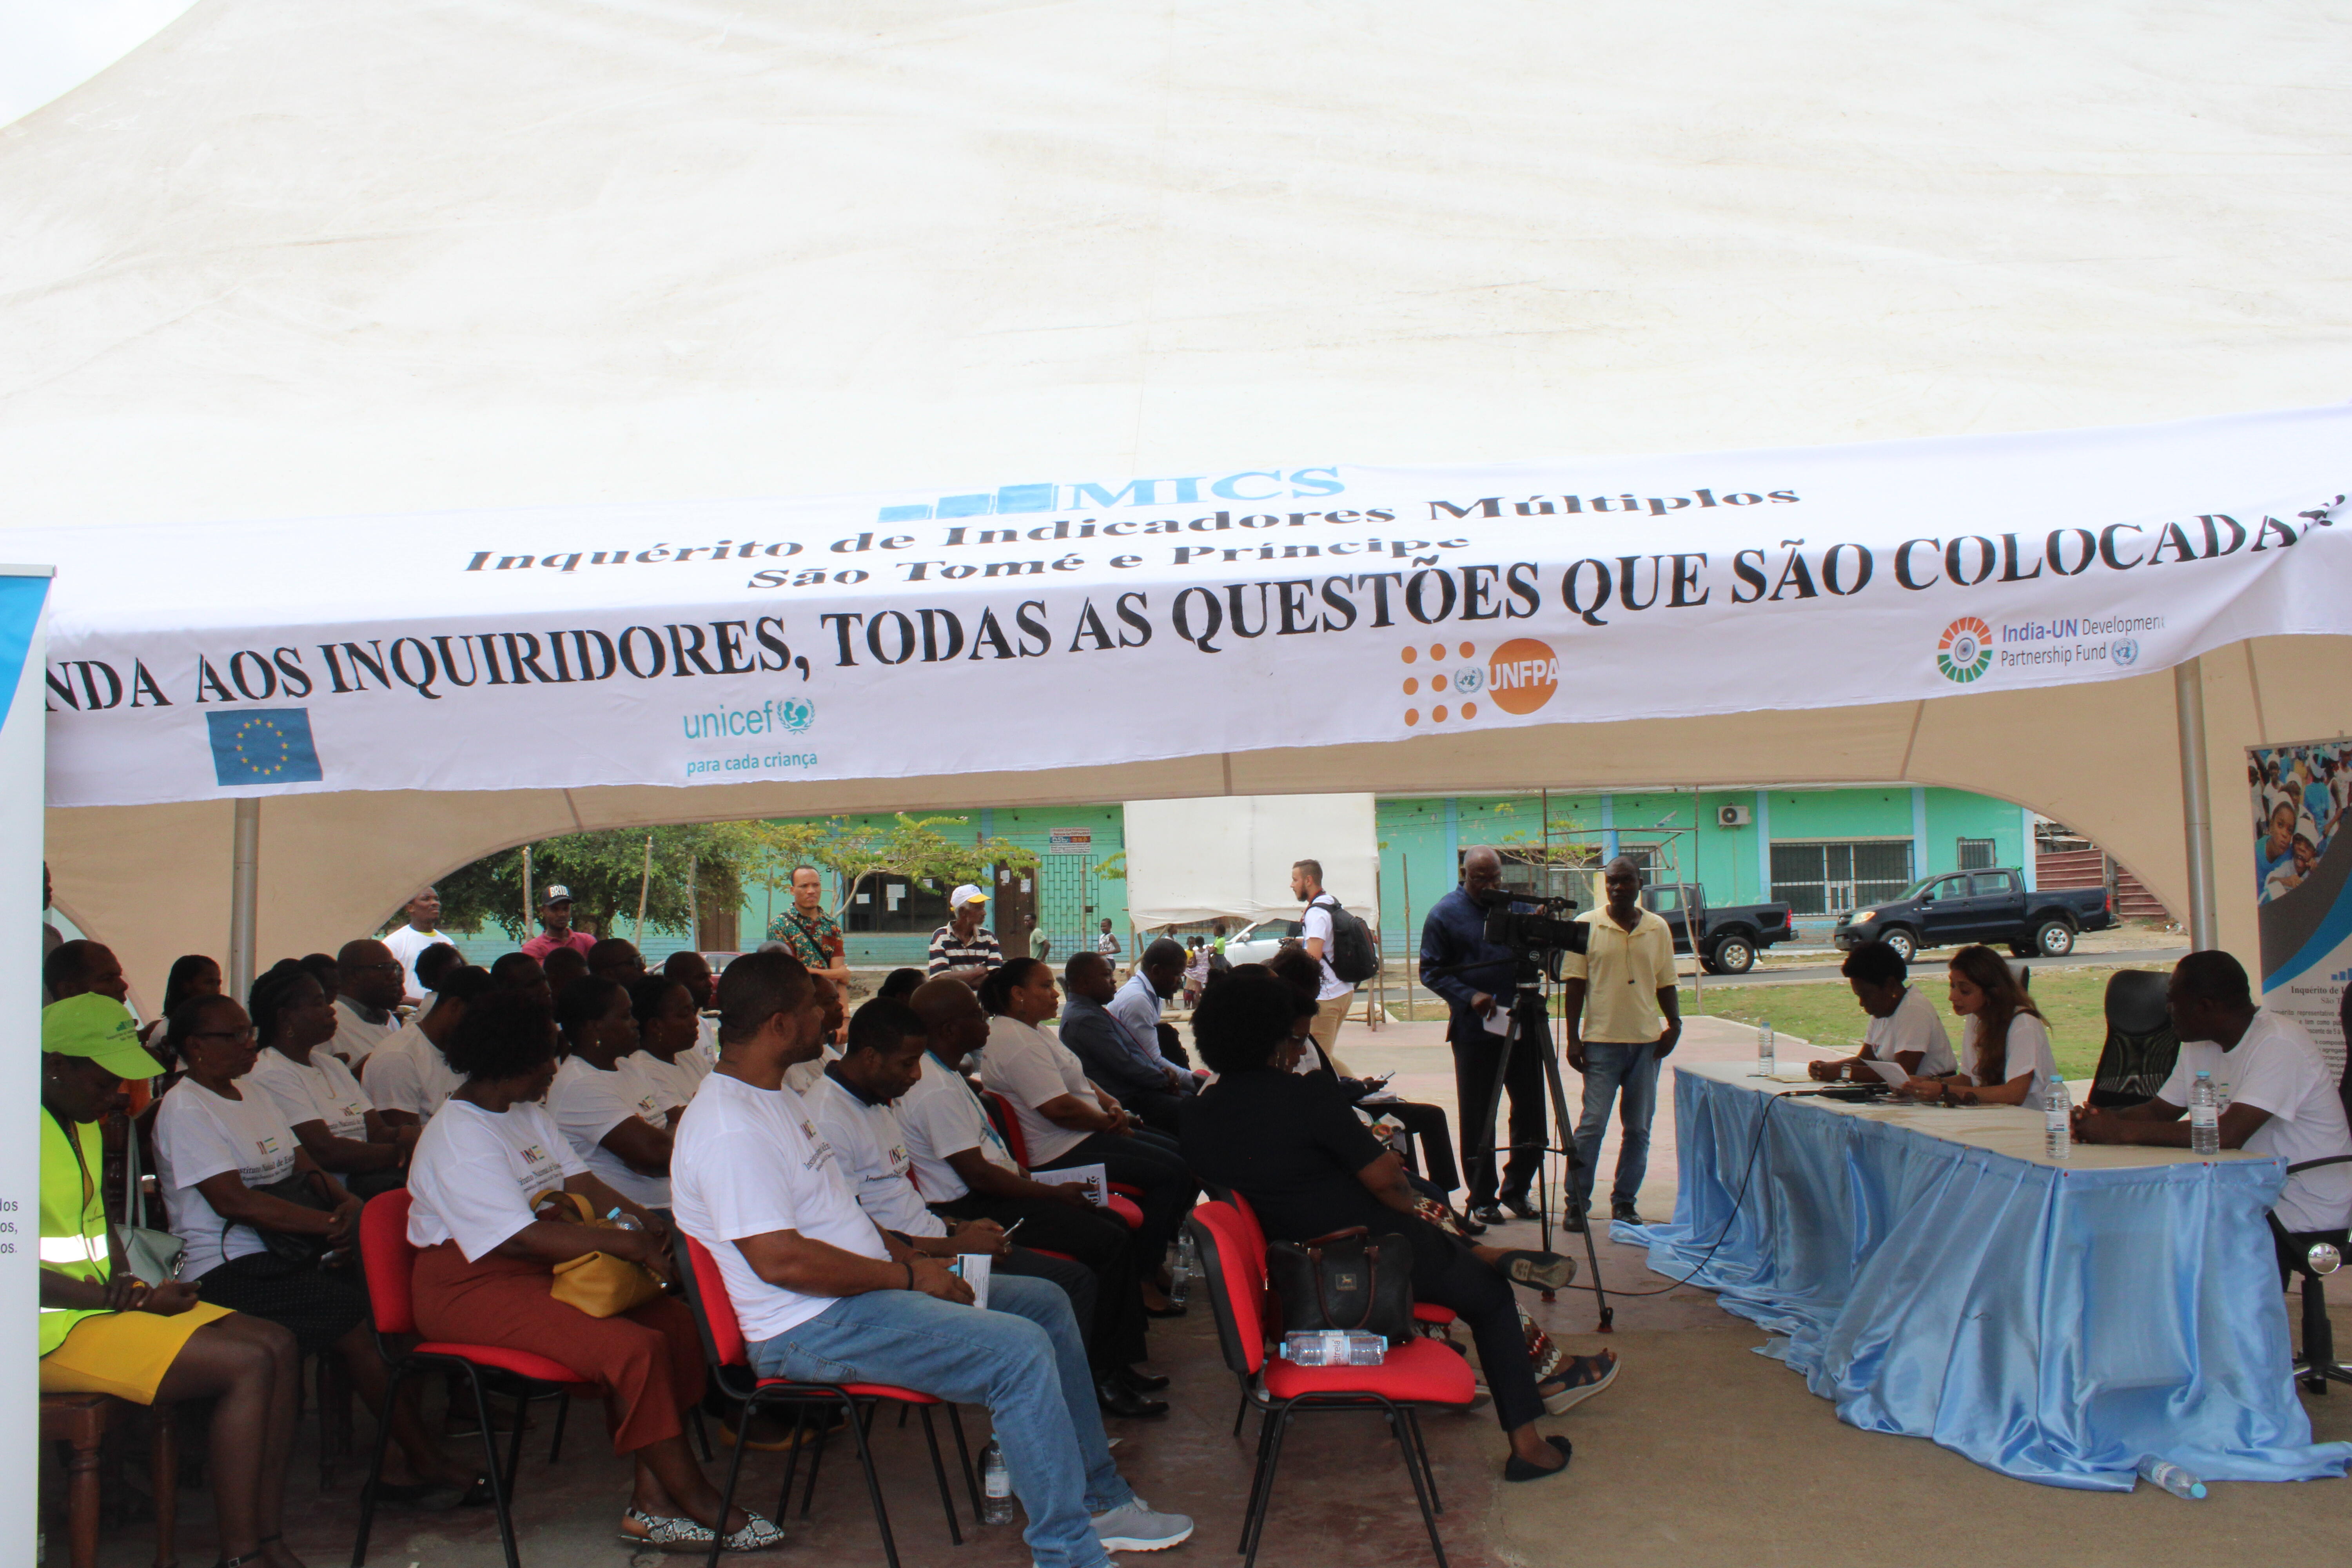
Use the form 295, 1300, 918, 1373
767, 866, 849, 986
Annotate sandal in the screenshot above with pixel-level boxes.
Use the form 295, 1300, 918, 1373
620, 1508, 717, 1552
716, 1512, 788, 1553
1540, 1350, 1620, 1415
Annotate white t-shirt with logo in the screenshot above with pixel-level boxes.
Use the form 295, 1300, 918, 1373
382, 925, 458, 1002
1864, 985, 1957, 1078
406, 1098, 585, 1258
895, 1054, 1022, 1202
332, 997, 405, 1073
365, 1019, 465, 1123
802, 1071, 943, 1238
976, 1016, 1094, 1167
671, 1069, 886, 1342
1300, 897, 1355, 1001
626, 1050, 701, 1115
1960, 1012, 2058, 1111
547, 1056, 674, 1209
154, 1078, 302, 1281
248, 1047, 374, 1142
2158, 1012, 2352, 1233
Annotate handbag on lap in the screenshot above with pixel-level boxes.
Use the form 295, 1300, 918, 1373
533, 1190, 664, 1319
1264, 1225, 1416, 1344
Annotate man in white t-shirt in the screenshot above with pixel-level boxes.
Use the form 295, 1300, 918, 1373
2079, 952, 2352, 1272
807, 996, 1162, 1418
381, 888, 457, 1003
331, 938, 409, 1074
1811, 941, 1958, 1083
670, 953, 1191, 1565
1290, 860, 1359, 1060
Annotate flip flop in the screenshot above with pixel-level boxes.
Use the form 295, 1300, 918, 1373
1499, 1250, 1577, 1291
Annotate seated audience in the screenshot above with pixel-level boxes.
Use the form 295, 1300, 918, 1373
782, 973, 848, 1094
410, 941, 466, 1023
162, 953, 224, 1018
330, 939, 408, 1074
630, 972, 712, 1108
1906, 945, 2055, 1107
976, 958, 1199, 1298
45, 938, 128, 1006
1109, 941, 1198, 1089
42, 995, 304, 1568
808, 997, 1163, 1417
669, 951, 1191, 1564
367, 966, 496, 1127
875, 966, 927, 1002
297, 952, 340, 1004
1264, 947, 1461, 1196
1059, 952, 1188, 1133
662, 949, 721, 1067
406, 990, 774, 1551
1179, 971, 1609, 1482
589, 937, 648, 984
2078, 951, 2352, 1277
156, 993, 476, 1498
549, 976, 677, 1218
543, 943, 592, 992
244, 959, 415, 1199
1809, 941, 1958, 1083
902, 978, 1163, 1380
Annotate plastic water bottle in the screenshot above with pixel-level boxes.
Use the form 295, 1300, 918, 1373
2043, 1076, 2071, 1160
2138, 1457, 2207, 1500
2189, 1071, 2220, 1156
1756, 1022, 1776, 1076
605, 1208, 644, 1231
979, 1438, 1015, 1524
1168, 1231, 1196, 1309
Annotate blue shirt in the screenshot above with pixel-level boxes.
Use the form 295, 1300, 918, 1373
1058, 990, 1172, 1102
1419, 887, 1522, 1038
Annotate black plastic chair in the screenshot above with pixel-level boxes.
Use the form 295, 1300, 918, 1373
2086, 970, 2178, 1109
2284, 991, 2352, 1393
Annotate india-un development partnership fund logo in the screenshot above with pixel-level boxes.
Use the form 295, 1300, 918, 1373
1397, 638, 1557, 727
1936, 617, 1993, 684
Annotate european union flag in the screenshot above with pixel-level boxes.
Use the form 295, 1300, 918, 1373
207, 709, 323, 786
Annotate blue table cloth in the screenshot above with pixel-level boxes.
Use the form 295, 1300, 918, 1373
1629, 1063, 2352, 1489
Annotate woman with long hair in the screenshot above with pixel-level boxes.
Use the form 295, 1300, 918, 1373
161, 953, 223, 1018
1907, 944, 2057, 1109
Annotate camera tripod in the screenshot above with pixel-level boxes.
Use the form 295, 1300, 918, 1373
1473, 966, 1614, 1332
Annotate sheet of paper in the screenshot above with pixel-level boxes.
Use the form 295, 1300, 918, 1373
949, 1251, 993, 1310
1030, 1163, 1110, 1206
1482, 1005, 1511, 1035
1862, 1057, 1913, 1088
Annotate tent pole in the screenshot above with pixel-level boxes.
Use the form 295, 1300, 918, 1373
521, 844, 533, 933
634, 834, 654, 942
229, 799, 260, 1000
2174, 657, 2219, 950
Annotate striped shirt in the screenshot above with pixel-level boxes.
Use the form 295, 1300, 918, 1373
926, 924, 1004, 976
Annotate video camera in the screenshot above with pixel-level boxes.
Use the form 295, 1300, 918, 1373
1474, 888, 1590, 961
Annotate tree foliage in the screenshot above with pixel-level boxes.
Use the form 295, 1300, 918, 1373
752, 814, 1041, 915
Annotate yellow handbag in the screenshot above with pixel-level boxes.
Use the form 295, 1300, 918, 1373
534, 1191, 665, 1319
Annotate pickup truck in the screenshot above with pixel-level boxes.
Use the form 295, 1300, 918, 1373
1641, 884, 1797, 975
1831, 869, 2112, 962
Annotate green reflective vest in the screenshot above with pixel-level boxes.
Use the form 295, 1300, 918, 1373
39, 1112, 111, 1356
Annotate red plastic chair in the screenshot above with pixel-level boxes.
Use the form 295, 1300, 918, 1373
1189, 1201, 1472, 1568
981, 1087, 1147, 1230
672, 1232, 977, 1568
351, 1189, 601, 1568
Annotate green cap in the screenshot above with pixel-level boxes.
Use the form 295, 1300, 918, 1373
42, 994, 160, 1080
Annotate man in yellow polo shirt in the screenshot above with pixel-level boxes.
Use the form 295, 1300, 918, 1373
1560, 857, 1681, 1229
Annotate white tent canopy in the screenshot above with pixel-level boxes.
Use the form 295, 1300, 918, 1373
3, 1, 2349, 1006
1123, 796, 1379, 933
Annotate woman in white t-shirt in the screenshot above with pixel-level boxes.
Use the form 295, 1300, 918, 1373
243, 960, 417, 1200
547, 976, 676, 1212
157, 994, 482, 1499
628, 974, 711, 1110
1908, 944, 2058, 1111
408, 989, 780, 1553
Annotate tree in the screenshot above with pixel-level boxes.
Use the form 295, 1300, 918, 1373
425, 822, 781, 943
746, 814, 1041, 922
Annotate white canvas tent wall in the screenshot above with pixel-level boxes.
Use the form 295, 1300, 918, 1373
3, 0, 2349, 1013
1123, 796, 1379, 933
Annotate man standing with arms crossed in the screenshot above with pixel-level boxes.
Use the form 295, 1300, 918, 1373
1561, 857, 1681, 1229
1290, 859, 1357, 1064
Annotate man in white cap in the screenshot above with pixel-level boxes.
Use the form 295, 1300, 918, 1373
926, 884, 1004, 976
521, 885, 598, 963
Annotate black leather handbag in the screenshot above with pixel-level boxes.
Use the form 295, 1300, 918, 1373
1264, 1226, 1416, 1344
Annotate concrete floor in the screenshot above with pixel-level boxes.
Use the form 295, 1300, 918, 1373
65, 1015, 2349, 1566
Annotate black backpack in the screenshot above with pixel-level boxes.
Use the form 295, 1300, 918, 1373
1312, 895, 1379, 986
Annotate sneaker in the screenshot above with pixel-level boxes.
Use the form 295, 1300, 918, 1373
1499, 1249, 1577, 1291
1092, 1496, 1195, 1552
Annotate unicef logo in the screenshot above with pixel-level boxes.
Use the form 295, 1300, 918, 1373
2110, 637, 2139, 667
780, 698, 815, 733
1452, 666, 1485, 694
1935, 616, 1993, 684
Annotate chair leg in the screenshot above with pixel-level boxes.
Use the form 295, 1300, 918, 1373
502, 1387, 530, 1497
690, 1406, 713, 1463
776, 1403, 810, 1521
916, 1406, 961, 1544
797, 1405, 830, 1519
316, 1352, 354, 1492
844, 1399, 903, 1568
1408, 1408, 1442, 1514
547, 1392, 570, 1463
703, 1396, 759, 1568
1235, 1407, 1272, 1554
1389, 1403, 1448, 1568
65, 1416, 103, 1568
151, 1400, 179, 1568
466, 1368, 522, 1568
349, 1362, 405, 1568
1241, 1407, 1293, 1568
1231, 1390, 1249, 1439
946, 1405, 982, 1521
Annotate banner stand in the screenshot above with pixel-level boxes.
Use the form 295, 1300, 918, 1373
2250, 734, 2352, 1076
229, 800, 260, 1002
2177, 659, 2220, 950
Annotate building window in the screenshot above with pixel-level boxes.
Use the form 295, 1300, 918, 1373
844, 873, 949, 935
1770, 841, 1915, 916
1956, 837, 1997, 870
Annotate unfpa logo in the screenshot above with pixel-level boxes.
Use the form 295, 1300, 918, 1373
1398, 638, 1557, 727
1936, 617, 1993, 684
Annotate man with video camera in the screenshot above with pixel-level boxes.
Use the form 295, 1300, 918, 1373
1419, 846, 1549, 1228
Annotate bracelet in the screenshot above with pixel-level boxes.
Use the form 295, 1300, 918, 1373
904, 1262, 916, 1291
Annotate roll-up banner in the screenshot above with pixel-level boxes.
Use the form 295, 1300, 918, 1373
0, 568, 51, 1565
14, 406, 2352, 808
2252, 735, 2352, 1077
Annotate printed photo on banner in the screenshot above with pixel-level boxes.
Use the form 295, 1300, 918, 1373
2251, 736, 2352, 1076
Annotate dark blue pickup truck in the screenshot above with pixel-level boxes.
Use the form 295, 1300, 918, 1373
1832, 868, 2112, 963
1641, 884, 1797, 975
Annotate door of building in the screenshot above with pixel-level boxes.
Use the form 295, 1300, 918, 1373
993, 862, 1038, 958
1770, 840, 1915, 916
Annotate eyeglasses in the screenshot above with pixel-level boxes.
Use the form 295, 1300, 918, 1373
350, 961, 403, 974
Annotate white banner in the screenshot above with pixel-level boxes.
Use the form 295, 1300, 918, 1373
2252, 736, 2352, 1078
17, 407, 2351, 808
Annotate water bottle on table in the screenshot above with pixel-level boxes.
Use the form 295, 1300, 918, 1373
2043, 1076, 2070, 1160
2189, 1071, 2220, 1156
980, 1437, 1016, 1524
1755, 1022, 1776, 1077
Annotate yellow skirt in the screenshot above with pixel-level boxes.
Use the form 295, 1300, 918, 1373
40, 1302, 238, 1403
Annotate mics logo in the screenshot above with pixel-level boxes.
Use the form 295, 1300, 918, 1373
1397, 637, 1558, 728
877, 470, 1343, 523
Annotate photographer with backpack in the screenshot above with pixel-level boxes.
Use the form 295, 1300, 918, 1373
1290, 859, 1379, 1061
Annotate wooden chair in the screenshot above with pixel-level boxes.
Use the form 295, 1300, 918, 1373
41, 1391, 178, 1568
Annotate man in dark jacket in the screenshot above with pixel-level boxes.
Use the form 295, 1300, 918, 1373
1420, 846, 1544, 1225
1058, 951, 1186, 1133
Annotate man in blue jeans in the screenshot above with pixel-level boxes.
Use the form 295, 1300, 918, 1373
670, 951, 1192, 1568
1560, 857, 1682, 1229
